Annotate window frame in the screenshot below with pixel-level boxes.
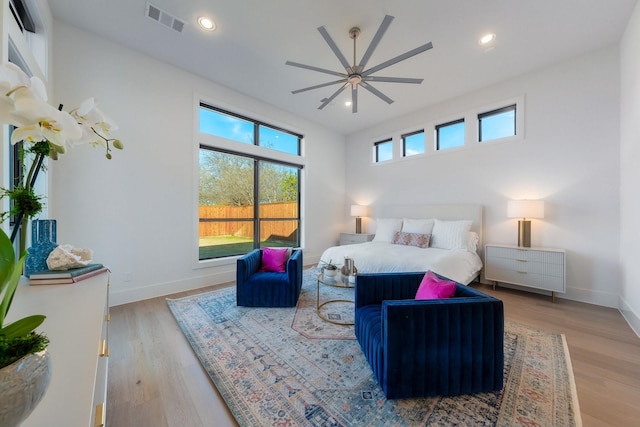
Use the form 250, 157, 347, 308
401, 129, 425, 157
374, 138, 393, 163
200, 102, 302, 156
435, 118, 466, 151
478, 104, 517, 142
198, 144, 302, 261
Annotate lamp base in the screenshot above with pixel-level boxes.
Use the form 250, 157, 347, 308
355, 217, 362, 234
517, 220, 531, 247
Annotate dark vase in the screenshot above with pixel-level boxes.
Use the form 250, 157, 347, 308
24, 219, 58, 277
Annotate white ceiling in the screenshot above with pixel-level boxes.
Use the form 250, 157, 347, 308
48, 0, 637, 135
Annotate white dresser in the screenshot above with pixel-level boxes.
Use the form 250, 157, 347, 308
484, 244, 565, 301
339, 233, 375, 245
7, 272, 110, 427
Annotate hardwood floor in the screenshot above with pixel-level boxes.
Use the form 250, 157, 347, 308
106, 277, 640, 427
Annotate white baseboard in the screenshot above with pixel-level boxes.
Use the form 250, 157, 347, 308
110, 270, 236, 306
619, 296, 640, 338
486, 281, 619, 308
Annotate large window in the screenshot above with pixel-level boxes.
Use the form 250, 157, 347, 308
198, 104, 303, 260
478, 104, 516, 142
402, 130, 425, 157
436, 119, 465, 150
198, 148, 301, 260
199, 103, 301, 155
374, 139, 393, 162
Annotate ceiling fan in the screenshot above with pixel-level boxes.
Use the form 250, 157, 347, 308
286, 15, 433, 113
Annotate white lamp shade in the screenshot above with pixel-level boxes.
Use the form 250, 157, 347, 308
350, 205, 370, 217
507, 200, 545, 219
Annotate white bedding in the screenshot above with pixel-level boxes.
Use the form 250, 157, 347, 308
318, 242, 483, 285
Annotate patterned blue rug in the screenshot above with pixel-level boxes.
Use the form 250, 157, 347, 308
167, 268, 581, 426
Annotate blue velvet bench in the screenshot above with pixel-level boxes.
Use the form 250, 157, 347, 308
354, 271, 504, 399
236, 249, 303, 307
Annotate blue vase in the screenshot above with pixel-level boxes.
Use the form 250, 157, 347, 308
24, 219, 58, 277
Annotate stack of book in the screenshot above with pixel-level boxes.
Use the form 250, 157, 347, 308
29, 263, 108, 285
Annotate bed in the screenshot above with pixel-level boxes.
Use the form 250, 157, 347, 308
318, 204, 483, 285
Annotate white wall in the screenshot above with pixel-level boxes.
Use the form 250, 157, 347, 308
50, 21, 346, 305
620, 2, 640, 334
346, 46, 621, 308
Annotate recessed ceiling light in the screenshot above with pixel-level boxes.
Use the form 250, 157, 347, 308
479, 33, 496, 45
345, 101, 352, 107
198, 16, 216, 31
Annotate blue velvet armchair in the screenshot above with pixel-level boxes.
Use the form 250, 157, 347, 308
355, 272, 504, 399
236, 249, 303, 307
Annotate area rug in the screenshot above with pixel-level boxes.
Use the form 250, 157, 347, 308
167, 268, 582, 426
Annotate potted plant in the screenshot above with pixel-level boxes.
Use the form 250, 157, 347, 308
0, 63, 123, 256
321, 259, 339, 278
0, 228, 50, 427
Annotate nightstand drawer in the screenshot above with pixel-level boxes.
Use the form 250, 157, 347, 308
339, 233, 374, 245
486, 246, 564, 265
485, 265, 565, 291
485, 256, 564, 277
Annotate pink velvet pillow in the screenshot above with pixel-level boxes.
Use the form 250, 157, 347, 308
260, 247, 289, 272
415, 270, 457, 300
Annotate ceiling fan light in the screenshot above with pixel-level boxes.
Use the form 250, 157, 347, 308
198, 16, 216, 31
348, 74, 362, 86
479, 33, 496, 45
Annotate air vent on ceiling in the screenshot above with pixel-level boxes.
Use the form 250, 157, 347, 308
145, 2, 185, 33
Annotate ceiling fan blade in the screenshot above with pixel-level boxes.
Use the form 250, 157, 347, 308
352, 85, 358, 113
359, 15, 394, 69
286, 61, 347, 78
360, 82, 394, 104
317, 25, 352, 72
363, 42, 433, 76
365, 76, 424, 84
318, 83, 349, 110
292, 79, 348, 94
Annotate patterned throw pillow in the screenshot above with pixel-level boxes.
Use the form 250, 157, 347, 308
391, 231, 431, 248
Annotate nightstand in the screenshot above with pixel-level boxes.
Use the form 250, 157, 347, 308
339, 233, 375, 245
484, 244, 565, 302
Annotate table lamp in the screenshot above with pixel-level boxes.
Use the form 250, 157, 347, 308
507, 200, 544, 247
350, 205, 370, 234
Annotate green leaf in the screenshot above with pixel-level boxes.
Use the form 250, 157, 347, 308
0, 248, 26, 328
0, 229, 16, 293
0, 315, 46, 339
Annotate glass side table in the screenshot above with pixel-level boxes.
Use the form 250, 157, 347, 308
317, 272, 355, 325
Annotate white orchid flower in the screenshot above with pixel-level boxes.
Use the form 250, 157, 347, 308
0, 63, 31, 94
0, 63, 49, 128
70, 97, 119, 147
0, 63, 122, 160
10, 97, 82, 152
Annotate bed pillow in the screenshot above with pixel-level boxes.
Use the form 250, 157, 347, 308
372, 218, 403, 243
401, 218, 435, 234
260, 247, 289, 272
415, 270, 457, 300
430, 219, 472, 250
467, 231, 480, 253
391, 231, 431, 248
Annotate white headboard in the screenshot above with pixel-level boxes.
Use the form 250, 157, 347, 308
375, 204, 483, 252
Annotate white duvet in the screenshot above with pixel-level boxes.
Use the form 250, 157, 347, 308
318, 242, 483, 285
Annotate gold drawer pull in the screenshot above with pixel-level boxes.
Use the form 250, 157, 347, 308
95, 402, 105, 427
516, 270, 528, 274
516, 259, 528, 262
99, 339, 110, 357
